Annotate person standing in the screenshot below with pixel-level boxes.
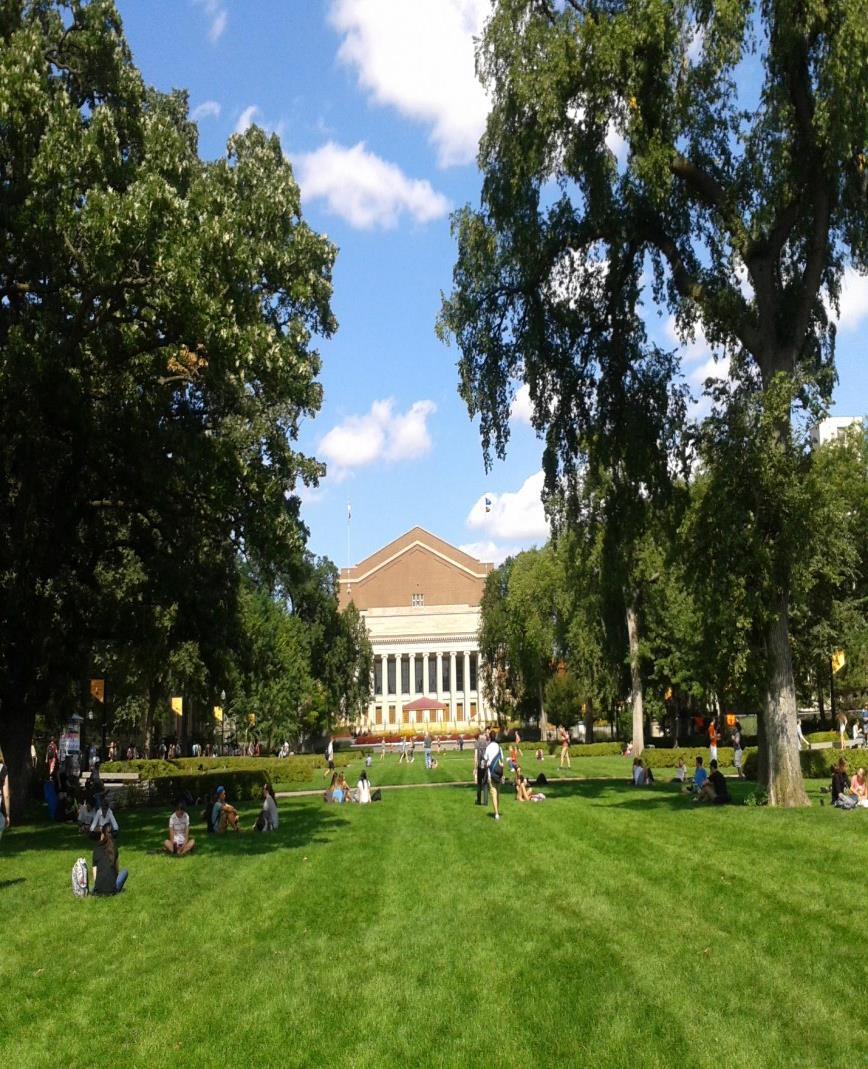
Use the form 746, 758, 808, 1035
484, 729, 504, 821
323, 736, 335, 779
837, 711, 848, 750
457, 734, 464, 753
380, 736, 388, 761
409, 737, 416, 764
796, 720, 810, 750
474, 731, 488, 807
399, 736, 408, 764
558, 726, 571, 769
861, 707, 868, 748
514, 730, 523, 758
708, 719, 719, 763
423, 731, 433, 770
0, 752, 9, 841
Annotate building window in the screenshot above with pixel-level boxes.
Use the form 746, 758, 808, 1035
388, 705, 396, 725
441, 656, 451, 693
402, 705, 410, 724
470, 701, 477, 720
387, 657, 397, 695
411, 593, 424, 607
470, 653, 478, 692
428, 654, 437, 694
401, 656, 410, 694
415, 654, 424, 693
456, 655, 464, 692
375, 706, 382, 725
374, 658, 383, 695
456, 702, 464, 721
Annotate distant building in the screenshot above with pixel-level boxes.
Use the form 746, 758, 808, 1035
339, 527, 494, 731
810, 416, 863, 447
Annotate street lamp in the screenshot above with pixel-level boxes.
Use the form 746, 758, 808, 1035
220, 689, 226, 756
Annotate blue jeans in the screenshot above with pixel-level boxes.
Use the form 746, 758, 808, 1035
425, 751, 432, 768
116, 868, 129, 893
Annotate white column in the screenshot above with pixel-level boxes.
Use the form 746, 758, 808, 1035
436, 652, 443, 723
449, 651, 457, 724
422, 651, 429, 697
463, 650, 471, 722
407, 653, 414, 697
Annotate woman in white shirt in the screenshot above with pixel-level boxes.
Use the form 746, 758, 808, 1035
357, 771, 372, 805
254, 784, 279, 831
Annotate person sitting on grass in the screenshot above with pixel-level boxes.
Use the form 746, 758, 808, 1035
164, 800, 195, 855
850, 767, 868, 806
673, 757, 686, 784
693, 759, 730, 805
682, 756, 708, 794
253, 784, 279, 831
357, 770, 372, 805
831, 758, 851, 805
337, 771, 352, 802
631, 758, 644, 785
516, 771, 546, 803
92, 823, 128, 895
90, 797, 120, 838
643, 762, 655, 785
211, 787, 240, 832
77, 797, 95, 834
535, 748, 544, 762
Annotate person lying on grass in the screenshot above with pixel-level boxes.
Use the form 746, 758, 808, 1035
515, 770, 545, 803
92, 824, 128, 895
164, 800, 195, 855
692, 759, 730, 805
211, 787, 240, 832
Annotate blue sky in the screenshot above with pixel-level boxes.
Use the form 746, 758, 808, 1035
116, 0, 868, 571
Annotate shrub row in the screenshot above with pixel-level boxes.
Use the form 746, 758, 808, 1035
104, 754, 350, 785
739, 747, 863, 781
149, 769, 268, 808
805, 731, 841, 744
642, 747, 737, 769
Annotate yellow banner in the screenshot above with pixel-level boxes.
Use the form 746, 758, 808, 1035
247, 713, 256, 727
663, 687, 673, 701
213, 705, 223, 722
171, 696, 183, 716
831, 650, 846, 674
90, 679, 105, 703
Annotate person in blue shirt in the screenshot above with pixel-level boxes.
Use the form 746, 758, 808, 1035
692, 756, 708, 792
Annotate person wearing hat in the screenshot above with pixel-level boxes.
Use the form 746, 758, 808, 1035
164, 799, 196, 855
210, 786, 239, 833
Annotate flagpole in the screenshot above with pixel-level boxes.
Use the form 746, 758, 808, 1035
346, 501, 352, 597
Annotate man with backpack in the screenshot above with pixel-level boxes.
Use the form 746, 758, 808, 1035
484, 729, 504, 821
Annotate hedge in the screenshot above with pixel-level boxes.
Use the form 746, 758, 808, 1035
103, 759, 177, 776
105, 754, 350, 783
149, 769, 268, 808
740, 747, 863, 781
642, 747, 737, 769
805, 731, 841, 745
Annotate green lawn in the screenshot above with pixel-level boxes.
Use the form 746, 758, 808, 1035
1, 775, 865, 1069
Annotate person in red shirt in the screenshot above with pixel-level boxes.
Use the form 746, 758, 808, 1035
708, 720, 719, 763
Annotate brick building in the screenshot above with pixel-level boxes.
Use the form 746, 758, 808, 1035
339, 527, 494, 731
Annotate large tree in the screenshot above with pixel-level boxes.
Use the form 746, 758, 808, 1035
440, 0, 867, 805
0, 1, 335, 816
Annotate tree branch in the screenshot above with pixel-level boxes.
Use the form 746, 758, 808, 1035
670, 155, 748, 254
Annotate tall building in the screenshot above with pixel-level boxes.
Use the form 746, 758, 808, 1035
809, 416, 863, 447
339, 528, 494, 731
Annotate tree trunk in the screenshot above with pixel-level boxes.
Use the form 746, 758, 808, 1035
143, 684, 160, 758
583, 698, 595, 745
762, 593, 809, 807
537, 679, 548, 741
625, 599, 644, 757
0, 703, 36, 822
816, 670, 825, 726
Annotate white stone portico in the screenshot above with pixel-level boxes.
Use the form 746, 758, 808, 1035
338, 528, 493, 731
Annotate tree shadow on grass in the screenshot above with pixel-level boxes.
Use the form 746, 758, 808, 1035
535, 777, 758, 811
0, 802, 350, 859
0, 877, 26, 890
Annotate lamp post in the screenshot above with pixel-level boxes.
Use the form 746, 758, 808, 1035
220, 689, 226, 756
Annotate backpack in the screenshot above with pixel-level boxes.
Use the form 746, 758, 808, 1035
202, 802, 216, 833
71, 857, 89, 898
488, 748, 503, 777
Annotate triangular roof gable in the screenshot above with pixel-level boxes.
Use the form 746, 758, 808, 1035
341, 527, 491, 585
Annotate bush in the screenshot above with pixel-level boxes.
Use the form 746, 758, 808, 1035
149, 769, 267, 808
102, 759, 177, 776
805, 731, 841, 744
570, 743, 623, 757
739, 746, 859, 781
642, 747, 736, 770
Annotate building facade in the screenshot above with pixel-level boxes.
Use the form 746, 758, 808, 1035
810, 416, 863, 447
339, 528, 494, 731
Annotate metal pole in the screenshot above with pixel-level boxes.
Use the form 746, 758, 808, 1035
830, 656, 836, 723
220, 689, 226, 756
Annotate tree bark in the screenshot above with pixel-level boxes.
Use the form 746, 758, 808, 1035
626, 599, 644, 756
583, 698, 595, 745
762, 593, 810, 806
0, 704, 36, 822
537, 678, 548, 741
143, 683, 160, 758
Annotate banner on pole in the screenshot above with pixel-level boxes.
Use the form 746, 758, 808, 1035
213, 705, 223, 722
831, 650, 846, 674
171, 696, 183, 716
90, 679, 105, 703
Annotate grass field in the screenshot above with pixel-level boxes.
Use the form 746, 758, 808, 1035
2, 772, 866, 1069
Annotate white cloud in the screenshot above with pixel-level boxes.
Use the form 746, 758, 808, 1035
510, 383, 534, 426
191, 100, 221, 122
835, 268, 868, 332
319, 398, 437, 479
664, 315, 714, 367
459, 540, 513, 566
293, 141, 449, 230
194, 0, 227, 43
467, 470, 549, 542
328, 0, 490, 167
234, 105, 260, 136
